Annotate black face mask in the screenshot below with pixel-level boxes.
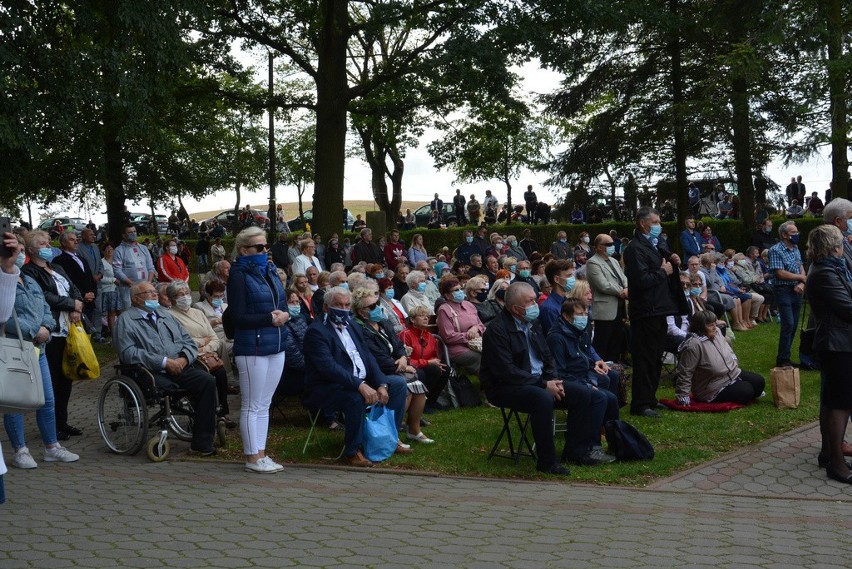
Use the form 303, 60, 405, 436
496, 289, 506, 301
476, 291, 488, 302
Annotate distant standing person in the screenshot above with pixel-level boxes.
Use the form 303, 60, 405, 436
623, 207, 685, 418
524, 185, 538, 225
768, 221, 806, 367
431, 193, 444, 223
113, 223, 156, 312
453, 189, 467, 226
467, 194, 481, 226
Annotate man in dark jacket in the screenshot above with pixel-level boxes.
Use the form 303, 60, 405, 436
352, 228, 383, 265
270, 232, 290, 272
53, 231, 106, 343
623, 207, 686, 417
481, 282, 574, 475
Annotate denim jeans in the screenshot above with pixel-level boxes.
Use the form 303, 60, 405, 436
774, 286, 802, 364
3, 353, 57, 449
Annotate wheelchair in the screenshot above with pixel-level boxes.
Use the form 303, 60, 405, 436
97, 364, 227, 462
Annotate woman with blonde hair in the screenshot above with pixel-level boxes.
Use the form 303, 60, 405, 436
227, 226, 289, 474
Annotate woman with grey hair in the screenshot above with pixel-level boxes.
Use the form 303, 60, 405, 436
806, 224, 852, 484
166, 280, 234, 428
400, 270, 433, 316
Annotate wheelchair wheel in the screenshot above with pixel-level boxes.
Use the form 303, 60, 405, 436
98, 377, 148, 455
146, 435, 170, 462
168, 395, 195, 442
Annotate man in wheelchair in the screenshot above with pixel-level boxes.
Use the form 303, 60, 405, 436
113, 282, 218, 455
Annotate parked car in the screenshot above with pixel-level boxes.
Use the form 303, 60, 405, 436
413, 203, 458, 227
130, 213, 169, 235
206, 208, 270, 230
37, 217, 88, 239
287, 209, 354, 232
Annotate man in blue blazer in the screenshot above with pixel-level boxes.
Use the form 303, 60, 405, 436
303, 286, 409, 467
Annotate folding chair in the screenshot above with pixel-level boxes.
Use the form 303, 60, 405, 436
487, 407, 536, 464
302, 408, 344, 459
706, 289, 732, 329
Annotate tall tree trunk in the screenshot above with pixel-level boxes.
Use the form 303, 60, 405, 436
312, 0, 349, 238
387, 146, 404, 228
357, 125, 394, 227
668, 0, 689, 223
824, 0, 849, 197
100, 1, 125, 245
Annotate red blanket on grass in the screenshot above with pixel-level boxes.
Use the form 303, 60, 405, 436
658, 399, 745, 412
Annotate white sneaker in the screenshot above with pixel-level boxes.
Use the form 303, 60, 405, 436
245, 459, 279, 474
13, 447, 38, 469
407, 431, 435, 444
43, 445, 80, 463
260, 456, 284, 472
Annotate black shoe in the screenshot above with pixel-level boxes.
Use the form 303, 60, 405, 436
776, 360, 800, 368
827, 468, 852, 484
817, 454, 852, 469
191, 447, 217, 457
61, 424, 83, 436
631, 408, 661, 418
538, 464, 571, 476
56, 430, 71, 441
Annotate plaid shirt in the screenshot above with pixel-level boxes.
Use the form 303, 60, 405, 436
768, 241, 803, 286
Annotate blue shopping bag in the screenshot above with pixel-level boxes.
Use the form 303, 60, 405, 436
362, 405, 398, 462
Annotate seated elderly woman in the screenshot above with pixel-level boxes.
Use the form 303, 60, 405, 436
437, 277, 485, 376
675, 309, 765, 406
716, 253, 761, 327
465, 275, 499, 325
194, 280, 234, 373
165, 280, 234, 427
399, 305, 449, 412
377, 277, 407, 335
400, 270, 433, 316
351, 287, 433, 443
699, 252, 750, 332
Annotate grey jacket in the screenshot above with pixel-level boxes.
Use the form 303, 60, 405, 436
676, 333, 741, 402
114, 307, 198, 371
586, 254, 627, 322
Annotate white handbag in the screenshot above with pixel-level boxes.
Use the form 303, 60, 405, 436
0, 311, 45, 414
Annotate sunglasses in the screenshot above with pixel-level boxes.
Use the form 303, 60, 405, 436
247, 243, 268, 252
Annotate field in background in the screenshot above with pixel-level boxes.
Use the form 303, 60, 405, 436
190, 200, 427, 224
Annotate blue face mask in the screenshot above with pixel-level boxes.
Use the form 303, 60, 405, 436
125, 232, 137, 242
416, 282, 427, 293
523, 303, 539, 322
559, 238, 567, 244
789, 234, 800, 245
211, 298, 224, 308
649, 224, 662, 238
847, 219, 852, 234
38, 247, 54, 262
563, 275, 576, 291
764, 226, 772, 234
519, 269, 531, 279
465, 236, 473, 244
374, 273, 384, 279
339, 282, 349, 290
572, 314, 588, 330
509, 265, 516, 273
384, 289, 394, 300
690, 287, 702, 296
368, 305, 385, 322
14, 251, 26, 268
288, 304, 301, 317
329, 307, 349, 325
452, 290, 465, 303
605, 245, 616, 256
244, 253, 268, 267
143, 300, 160, 312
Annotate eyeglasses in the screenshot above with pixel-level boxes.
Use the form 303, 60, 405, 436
681, 283, 690, 289
247, 243, 268, 252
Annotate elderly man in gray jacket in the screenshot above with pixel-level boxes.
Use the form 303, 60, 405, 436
586, 233, 629, 362
114, 281, 217, 455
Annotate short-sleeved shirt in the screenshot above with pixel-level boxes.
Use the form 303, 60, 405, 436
768, 242, 802, 286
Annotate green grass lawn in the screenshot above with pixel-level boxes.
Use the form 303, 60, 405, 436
210, 320, 820, 485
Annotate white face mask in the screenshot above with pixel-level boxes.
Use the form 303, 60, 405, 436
175, 295, 192, 310
168, 245, 178, 255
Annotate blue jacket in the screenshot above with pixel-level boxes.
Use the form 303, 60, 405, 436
4, 275, 55, 343
226, 256, 288, 356
546, 317, 600, 386
680, 229, 702, 259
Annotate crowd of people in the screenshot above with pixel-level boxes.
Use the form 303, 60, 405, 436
5, 187, 852, 488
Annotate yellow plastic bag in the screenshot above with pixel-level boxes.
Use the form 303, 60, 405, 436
63, 319, 101, 380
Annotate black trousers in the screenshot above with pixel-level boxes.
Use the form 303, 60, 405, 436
417, 364, 447, 407
713, 371, 766, 404
154, 366, 217, 452
630, 316, 667, 414
45, 336, 72, 428
592, 318, 627, 363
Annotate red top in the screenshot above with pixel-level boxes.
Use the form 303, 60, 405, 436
157, 254, 189, 283
399, 323, 438, 368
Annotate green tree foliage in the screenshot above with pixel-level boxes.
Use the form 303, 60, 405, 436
277, 118, 316, 221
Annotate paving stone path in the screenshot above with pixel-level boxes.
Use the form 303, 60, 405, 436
3, 378, 850, 568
